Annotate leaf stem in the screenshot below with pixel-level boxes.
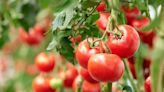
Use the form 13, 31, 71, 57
123, 59, 139, 92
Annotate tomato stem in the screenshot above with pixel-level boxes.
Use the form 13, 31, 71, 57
123, 59, 139, 92
102, 82, 112, 92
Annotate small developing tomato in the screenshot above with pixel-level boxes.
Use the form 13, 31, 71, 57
35, 52, 55, 72
88, 53, 124, 82
96, 12, 110, 31
58, 63, 78, 88
32, 76, 56, 92
80, 67, 98, 83
144, 76, 151, 92
75, 38, 104, 69
108, 25, 140, 58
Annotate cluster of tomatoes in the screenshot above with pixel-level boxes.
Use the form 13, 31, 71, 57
19, 25, 46, 46
95, 1, 153, 92
32, 1, 153, 92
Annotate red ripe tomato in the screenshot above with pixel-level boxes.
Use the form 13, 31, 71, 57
35, 52, 55, 72
34, 25, 46, 36
108, 25, 140, 58
32, 76, 56, 92
82, 80, 101, 92
96, 1, 106, 12
80, 67, 98, 83
75, 38, 104, 69
96, 12, 110, 31
58, 63, 78, 88
130, 17, 155, 48
144, 76, 151, 92
128, 60, 137, 79
88, 53, 124, 82
19, 28, 43, 45
122, 6, 141, 23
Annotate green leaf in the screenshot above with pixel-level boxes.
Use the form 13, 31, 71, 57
59, 37, 75, 64
122, 85, 133, 92
47, 30, 75, 64
86, 12, 99, 25
52, 1, 78, 31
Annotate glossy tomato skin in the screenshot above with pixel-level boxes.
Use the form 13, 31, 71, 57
82, 80, 101, 92
58, 63, 78, 88
96, 12, 110, 31
35, 53, 55, 72
75, 38, 104, 69
88, 53, 124, 82
144, 76, 151, 92
108, 25, 140, 58
80, 67, 98, 83
122, 6, 141, 23
96, 1, 106, 12
32, 76, 55, 92
130, 17, 155, 48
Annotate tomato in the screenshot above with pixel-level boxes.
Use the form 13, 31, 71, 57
130, 17, 155, 48
88, 53, 124, 82
107, 25, 140, 58
96, 1, 106, 12
35, 52, 55, 72
34, 25, 46, 36
75, 38, 104, 69
122, 6, 141, 23
58, 63, 78, 88
128, 60, 137, 79
82, 80, 101, 92
32, 76, 56, 92
80, 67, 98, 83
96, 12, 110, 31
19, 28, 43, 46
70, 35, 82, 43
144, 76, 151, 92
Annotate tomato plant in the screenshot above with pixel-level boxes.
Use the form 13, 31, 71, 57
0, 0, 164, 92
